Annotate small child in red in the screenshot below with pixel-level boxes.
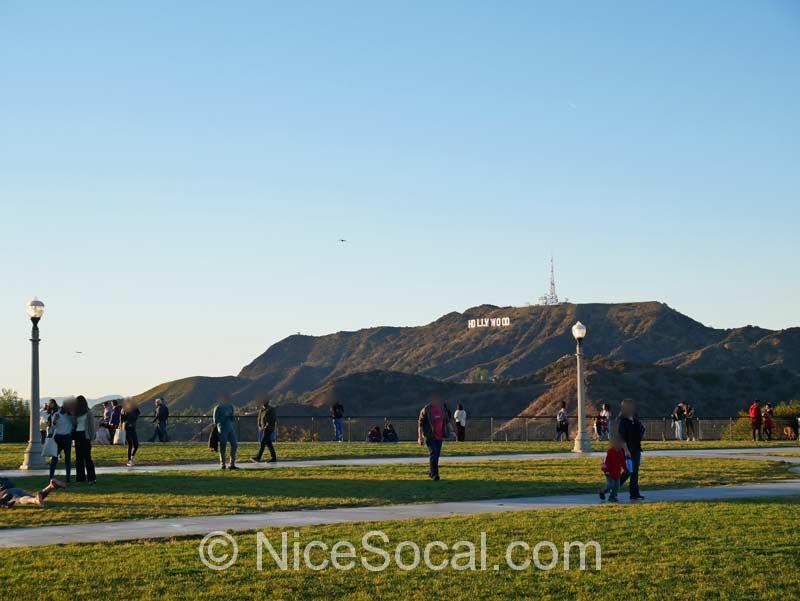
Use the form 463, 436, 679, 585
599, 436, 628, 502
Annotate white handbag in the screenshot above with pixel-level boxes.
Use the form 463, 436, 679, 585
113, 427, 127, 445
41, 436, 58, 458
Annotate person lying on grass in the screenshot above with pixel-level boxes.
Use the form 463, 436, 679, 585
0, 477, 65, 508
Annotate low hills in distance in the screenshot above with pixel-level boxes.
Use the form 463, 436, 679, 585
133, 302, 800, 417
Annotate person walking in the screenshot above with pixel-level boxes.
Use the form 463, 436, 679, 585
73, 395, 97, 484
598, 435, 628, 503
330, 402, 345, 442
453, 403, 467, 442
49, 400, 74, 482
748, 400, 762, 442
617, 398, 645, 501
251, 398, 277, 463
121, 400, 141, 466
149, 398, 170, 442
555, 402, 569, 442
417, 396, 454, 481
213, 396, 238, 470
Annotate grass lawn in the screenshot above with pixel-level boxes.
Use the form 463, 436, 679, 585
1, 498, 798, 600
1, 439, 796, 470
1, 457, 795, 529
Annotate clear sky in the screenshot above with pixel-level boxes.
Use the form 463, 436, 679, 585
1, 1, 798, 399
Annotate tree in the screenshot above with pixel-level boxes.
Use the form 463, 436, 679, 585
466, 367, 490, 383
0, 388, 28, 417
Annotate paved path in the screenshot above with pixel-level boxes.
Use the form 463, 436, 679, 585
2, 479, 798, 549
4, 447, 798, 480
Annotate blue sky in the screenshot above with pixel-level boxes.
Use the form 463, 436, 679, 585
1, 1, 798, 398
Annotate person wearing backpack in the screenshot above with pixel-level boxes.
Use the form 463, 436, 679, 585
417, 395, 455, 481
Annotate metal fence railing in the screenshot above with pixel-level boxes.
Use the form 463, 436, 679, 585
1, 415, 798, 444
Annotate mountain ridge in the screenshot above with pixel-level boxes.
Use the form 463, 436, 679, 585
133, 301, 800, 416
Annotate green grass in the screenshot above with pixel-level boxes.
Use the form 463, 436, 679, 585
1, 498, 798, 600
1, 457, 795, 529
1, 439, 795, 470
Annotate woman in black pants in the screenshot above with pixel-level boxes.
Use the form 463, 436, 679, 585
121, 400, 141, 467
72, 395, 97, 484
49, 400, 75, 482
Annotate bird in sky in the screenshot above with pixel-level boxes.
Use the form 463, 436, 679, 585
337, 238, 348, 243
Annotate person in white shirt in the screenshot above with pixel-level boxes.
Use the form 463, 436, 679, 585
453, 403, 467, 442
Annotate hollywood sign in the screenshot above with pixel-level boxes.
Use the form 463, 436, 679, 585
467, 317, 511, 329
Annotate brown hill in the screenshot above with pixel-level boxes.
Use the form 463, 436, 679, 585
133, 301, 799, 416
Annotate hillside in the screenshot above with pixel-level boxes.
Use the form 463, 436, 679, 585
133, 302, 800, 416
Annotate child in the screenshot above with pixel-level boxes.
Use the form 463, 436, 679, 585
599, 435, 628, 502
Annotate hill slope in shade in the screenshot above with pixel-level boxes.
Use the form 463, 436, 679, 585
133, 302, 800, 416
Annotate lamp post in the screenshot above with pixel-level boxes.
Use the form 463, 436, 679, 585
571, 321, 592, 453
20, 297, 47, 470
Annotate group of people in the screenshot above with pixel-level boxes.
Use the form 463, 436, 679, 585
671, 401, 697, 441
748, 400, 778, 441
366, 421, 399, 443
39, 395, 98, 483
207, 396, 279, 469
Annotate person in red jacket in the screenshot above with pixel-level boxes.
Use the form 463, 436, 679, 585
748, 401, 762, 442
599, 436, 628, 502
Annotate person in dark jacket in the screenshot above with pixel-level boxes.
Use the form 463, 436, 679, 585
617, 398, 646, 501
330, 402, 345, 442
251, 398, 277, 463
417, 396, 455, 481
149, 398, 170, 442
121, 399, 141, 466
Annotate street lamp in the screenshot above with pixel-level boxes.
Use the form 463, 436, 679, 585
571, 321, 592, 453
20, 297, 48, 470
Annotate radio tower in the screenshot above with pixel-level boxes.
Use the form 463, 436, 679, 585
537, 254, 560, 306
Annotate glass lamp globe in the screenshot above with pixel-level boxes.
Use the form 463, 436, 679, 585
26, 297, 45, 320
571, 321, 586, 341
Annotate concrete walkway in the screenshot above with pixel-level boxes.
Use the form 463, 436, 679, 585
4, 447, 798, 480
2, 479, 798, 549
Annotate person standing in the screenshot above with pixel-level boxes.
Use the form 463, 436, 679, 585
748, 401, 762, 442
617, 398, 645, 501
599, 403, 612, 440
330, 402, 345, 442
762, 403, 775, 441
672, 402, 686, 441
49, 400, 74, 482
101, 401, 113, 426
417, 396, 454, 481
73, 395, 97, 484
555, 402, 569, 442
121, 400, 141, 467
453, 403, 467, 442
108, 399, 122, 443
39, 400, 54, 444
251, 398, 277, 463
684, 403, 697, 441
149, 398, 170, 442
213, 396, 238, 470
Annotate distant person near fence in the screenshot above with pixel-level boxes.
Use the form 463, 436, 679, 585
748, 400, 762, 442
555, 402, 569, 442
213, 396, 238, 470
251, 398, 277, 463
454, 403, 467, 441
149, 398, 170, 443
331, 402, 345, 442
